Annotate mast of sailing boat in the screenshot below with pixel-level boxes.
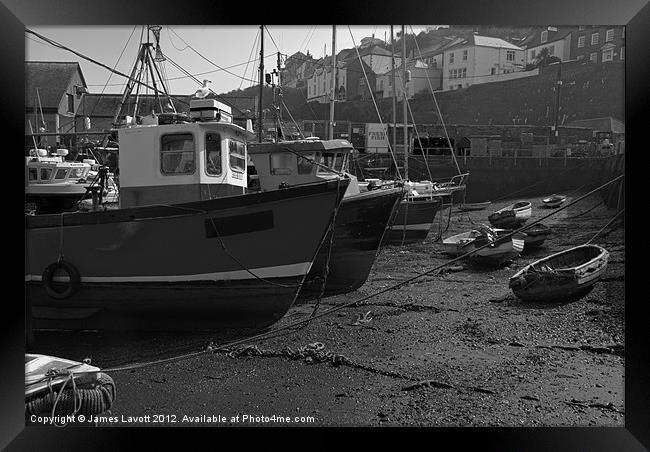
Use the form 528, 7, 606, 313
258, 25, 264, 143
391, 26, 397, 162
329, 25, 336, 140
402, 25, 408, 182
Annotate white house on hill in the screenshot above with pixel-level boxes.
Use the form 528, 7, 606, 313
442, 34, 526, 91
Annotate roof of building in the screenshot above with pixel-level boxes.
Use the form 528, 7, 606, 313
445, 34, 523, 52
26, 61, 87, 109
520, 27, 575, 49
565, 116, 625, 133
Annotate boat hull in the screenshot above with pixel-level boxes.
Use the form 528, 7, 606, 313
298, 188, 403, 299
442, 231, 481, 256
488, 202, 532, 228
471, 234, 525, 265
383, 197, 442, 246
509, 245, 609, 302
25, 180, 348, 331
458, 201, 491, 211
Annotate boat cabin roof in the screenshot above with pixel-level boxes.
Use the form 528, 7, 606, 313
248, 139, 354, 155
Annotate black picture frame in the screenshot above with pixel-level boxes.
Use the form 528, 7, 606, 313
4, 0, 645, 449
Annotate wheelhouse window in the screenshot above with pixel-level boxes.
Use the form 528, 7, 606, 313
228, 140, 246, 173
270, 153, 293, 175
54, 168, 68, 180
28, 167, 37, 181
297, 152, 319, 174
316, 152, 347, 174
69, 167, 86, 179
160, 133, 195, 175
40, 167, 53, 181
205, 132, 222, 176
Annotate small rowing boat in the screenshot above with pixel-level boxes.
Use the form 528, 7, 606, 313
509, 244, 609, 302
442, 230, 482, 256
542, 194, 567, 208
458, 201, 491, 211
521, 223, 552, 249
488, 201, 532, 228
470, 226, 525, 266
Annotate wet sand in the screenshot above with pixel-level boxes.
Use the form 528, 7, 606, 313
31, 193, 625, 427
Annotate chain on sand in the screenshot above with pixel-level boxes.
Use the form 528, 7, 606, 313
223, 342, 417, 381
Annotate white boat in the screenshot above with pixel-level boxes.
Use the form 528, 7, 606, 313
470, 226, 525, 265
542, 194, 567, 208
442, 230, 482, 256
488, 201, 532, 228
509, 245, 609, 302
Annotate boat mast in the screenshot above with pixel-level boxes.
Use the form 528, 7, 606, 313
391, 25, 397, 161
402, 25, 408, 181
329, 25, 336, 140
258, 25, 264, 143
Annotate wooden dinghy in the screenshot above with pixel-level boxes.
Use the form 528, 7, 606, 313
488, 201, 532, 228
442, 230, 482, 256
542, 194, 567, 208
509, 244, 609, 302
458, 201, 491, 211
470, 226, 526, 266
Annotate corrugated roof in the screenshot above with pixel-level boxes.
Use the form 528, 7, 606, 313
26, 61, 87, 109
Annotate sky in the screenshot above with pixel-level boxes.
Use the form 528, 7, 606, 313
26, 25, 434, 96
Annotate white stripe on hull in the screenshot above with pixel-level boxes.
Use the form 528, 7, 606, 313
25, 261, 313, 283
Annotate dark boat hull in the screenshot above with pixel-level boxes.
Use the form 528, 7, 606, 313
383, 197, 442, 246
298, 188, 403, 300
25, 180, 348, 331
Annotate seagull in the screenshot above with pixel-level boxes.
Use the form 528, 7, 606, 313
194, 80, 211, 98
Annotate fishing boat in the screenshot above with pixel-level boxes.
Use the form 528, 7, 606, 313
248, 139, 403, 299
458, 201, 491, 211
542, 194, 567, 208
509, 244, 610, 302
25, 99, 350, 331
469, 226, 526, 265
488, 201, 532, 228
442, 229, 482, 256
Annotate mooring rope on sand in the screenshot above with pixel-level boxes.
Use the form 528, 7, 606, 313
86, 174, 625, 376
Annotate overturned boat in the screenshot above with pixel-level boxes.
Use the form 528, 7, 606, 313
25, 101, 349, 331
248, 139, 403, 299
488, 201, 532, 228
458, 201, 491, 211
509, 244, 609, 302
542, 194, 567, 208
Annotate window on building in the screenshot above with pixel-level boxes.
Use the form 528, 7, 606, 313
590, 52, 598, 63
461, 68, 467, 78
66, 94, 74, 113
530, 50, 536, 59
205, 132, 222, 176
602, 48, 614, 62
491, 67, 496, 75
591, 32, 599, 45
578, 36, 585, 48
620, 46, 625, 60
449, 52, 454, 64
541, 30, 548, 43
228, 140, 246, 173
507, 50, 515, 61
462, 50, 468, 61
606, 29, 614, 42
160, 133, 195, 175
547, 46, 554, 55
578, 25, 586, 30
